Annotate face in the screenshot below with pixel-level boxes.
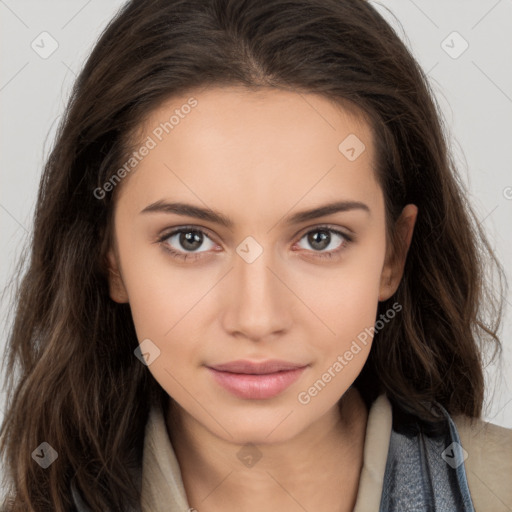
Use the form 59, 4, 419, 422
106, 86, 417, 445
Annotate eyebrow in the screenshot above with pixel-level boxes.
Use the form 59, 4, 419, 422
140, 199, 370, 228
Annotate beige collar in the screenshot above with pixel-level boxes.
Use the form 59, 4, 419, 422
353, 393, 392, 511
140, 393, 392, 512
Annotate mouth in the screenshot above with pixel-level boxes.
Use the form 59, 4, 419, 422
206, 359, 308, 400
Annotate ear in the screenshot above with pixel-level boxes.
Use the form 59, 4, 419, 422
379, 204, 418, 302
106, 247, 129, 303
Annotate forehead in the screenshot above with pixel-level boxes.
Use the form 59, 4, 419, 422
116, 86, 382, 220
137, 85, 374, 156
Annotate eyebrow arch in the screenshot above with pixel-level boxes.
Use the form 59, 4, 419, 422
140, 200, 370, 228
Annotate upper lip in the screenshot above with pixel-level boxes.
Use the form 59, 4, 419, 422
208, 359, 308, 374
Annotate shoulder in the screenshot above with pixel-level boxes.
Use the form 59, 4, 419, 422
453, 414, 512, 511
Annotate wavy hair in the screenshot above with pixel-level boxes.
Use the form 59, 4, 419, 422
0, 0, 507, 510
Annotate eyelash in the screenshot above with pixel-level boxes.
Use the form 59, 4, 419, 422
156, 225, 353, 262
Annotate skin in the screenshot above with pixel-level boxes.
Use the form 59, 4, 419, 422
106, 86, 418, 512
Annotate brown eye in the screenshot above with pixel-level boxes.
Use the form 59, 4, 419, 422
175, 230, 204, 251
295, 227, 352, 258
158, 227, 216, 260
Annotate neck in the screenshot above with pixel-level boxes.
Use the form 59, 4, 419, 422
165, 387, 369, 512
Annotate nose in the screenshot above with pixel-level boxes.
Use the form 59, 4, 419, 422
221, 246, 293, 342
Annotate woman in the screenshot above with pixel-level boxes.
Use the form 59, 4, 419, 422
1, 0, 510, 511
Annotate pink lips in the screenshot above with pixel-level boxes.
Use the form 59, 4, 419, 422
206, 359, 308, 400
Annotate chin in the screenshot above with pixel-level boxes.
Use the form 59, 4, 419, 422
208, 409, 305, 446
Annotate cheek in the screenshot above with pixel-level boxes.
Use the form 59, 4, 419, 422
116, 224, 210, 340
117, 236, 219, 390
127, 267, 197, 340
123, 252, 206, 393
293, 260, 381, 410
299, 238, 385, 344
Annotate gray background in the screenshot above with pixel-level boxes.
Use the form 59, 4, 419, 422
1, 0, 511, 432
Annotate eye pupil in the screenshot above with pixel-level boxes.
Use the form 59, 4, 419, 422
180, 231, 203, 251
308, 230, 330, 250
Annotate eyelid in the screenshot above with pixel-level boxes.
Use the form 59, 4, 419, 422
157, 224, 217, 243
294, 223, 354, 241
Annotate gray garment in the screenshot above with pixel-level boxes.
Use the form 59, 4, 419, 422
380, 401, 475, 511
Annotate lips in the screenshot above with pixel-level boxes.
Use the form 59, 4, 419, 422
206, 359, 308, 400
209, 359, 306, 374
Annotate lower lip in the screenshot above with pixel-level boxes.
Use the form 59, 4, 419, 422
207, 366, 307, 400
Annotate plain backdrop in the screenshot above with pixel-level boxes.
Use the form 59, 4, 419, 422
1, 0, 511, 435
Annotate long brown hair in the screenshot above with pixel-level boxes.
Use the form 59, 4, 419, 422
1, 0, 507, 510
